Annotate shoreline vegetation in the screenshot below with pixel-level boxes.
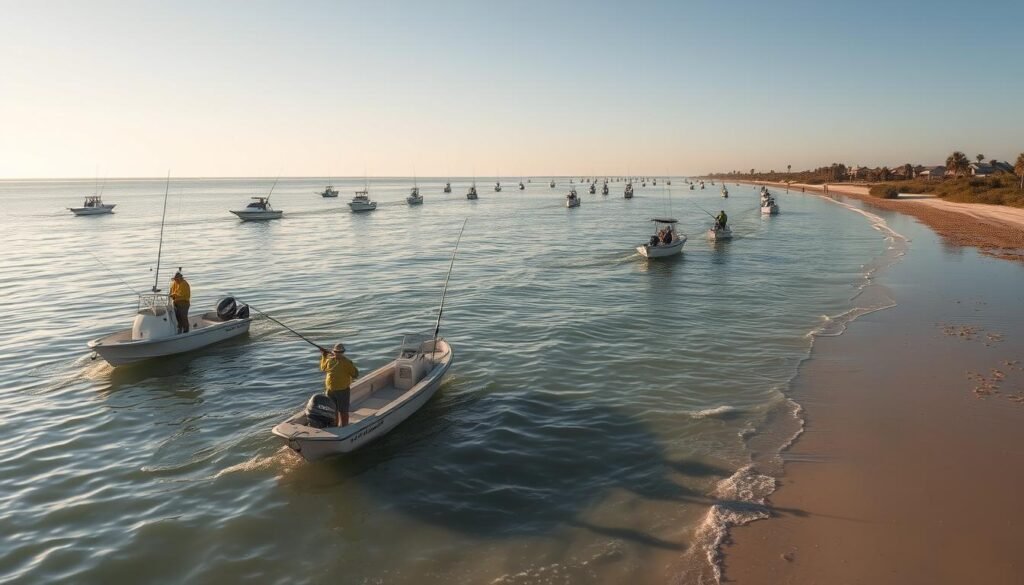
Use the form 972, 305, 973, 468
707, 151, 1024, 207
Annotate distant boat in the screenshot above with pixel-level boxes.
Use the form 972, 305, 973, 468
443, 181, 452, 193
566, 189, 581, 208
721, 185, 729, 198
407, 186, 423, 205
624, 183, 634, 199
667, 179, 672, 185
601, 182, 609, 196
467, 183, 479, 200
637, 218, 686, 258
349, 190, 377, 212
69, 195, 115, 216
653, 179, 657, 186
319, 185, 339, 198
519, 180, 525, 190
589, 183, 596, 194
707, 224, 733, 241
231, 178, 283, 220
494, 181, 502, 192
550, 179, 556, 188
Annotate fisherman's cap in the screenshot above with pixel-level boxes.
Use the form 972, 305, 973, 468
332, 343, 346, 354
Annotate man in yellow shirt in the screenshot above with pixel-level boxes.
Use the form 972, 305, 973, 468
169, 271, 191, 334
320, 343, 359, 427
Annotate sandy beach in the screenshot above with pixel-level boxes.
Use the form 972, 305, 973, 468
746, 180, 1024, 262
723, 188, 1024, 584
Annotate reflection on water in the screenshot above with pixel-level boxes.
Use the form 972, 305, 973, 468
0, 177, 891, 584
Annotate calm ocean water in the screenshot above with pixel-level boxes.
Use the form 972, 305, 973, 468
0, 177, 892, 584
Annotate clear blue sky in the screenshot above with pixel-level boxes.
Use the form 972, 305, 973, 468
1, 0, 1021, 178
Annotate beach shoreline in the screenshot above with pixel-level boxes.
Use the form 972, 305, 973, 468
720, 188, 1024, 584
734, 179, 1024, 262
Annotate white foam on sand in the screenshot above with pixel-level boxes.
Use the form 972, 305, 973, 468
690, 405, 739, 419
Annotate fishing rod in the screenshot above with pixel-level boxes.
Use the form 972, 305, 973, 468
85, 249, 140, 295
690, 200, 720, 221
152, 171, 171, 292
245, 303, 326, 351
434, 218, 468, 342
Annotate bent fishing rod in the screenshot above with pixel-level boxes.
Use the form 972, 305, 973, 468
434, 218, 468, 343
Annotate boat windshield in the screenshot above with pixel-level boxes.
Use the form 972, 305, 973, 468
398, 332, 435, 358
137, 293, 172, 314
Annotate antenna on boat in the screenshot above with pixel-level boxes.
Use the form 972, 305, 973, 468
266, 176, 279, 203
152, 171, 171, 293
433, 218, 468, 343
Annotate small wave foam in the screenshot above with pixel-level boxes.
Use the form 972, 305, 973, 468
212, 447, 302, 479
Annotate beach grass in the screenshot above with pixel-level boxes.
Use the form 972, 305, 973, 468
869, 176, 1024, 207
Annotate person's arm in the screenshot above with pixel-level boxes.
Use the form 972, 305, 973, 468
320, 355, 333, 372
348, 360, 359, 379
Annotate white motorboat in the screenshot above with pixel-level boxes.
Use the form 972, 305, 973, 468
467, 183, 479, 200
231, 197, 283, 220
707, 224, 733, 241
689, 184, 695, 190
566, 190, 581, 208
443, 181, 452, 193
89, 294, 252, 366
349, 190, 377, 212
601, 182, 609, 195
272, 334, 453, 460
88, 176, 251, 366
319, 185, 338, 198
761, 201, 780, 215
519, 180, 525, 190
549, 179, 556, 188
721, 185, 729, 198
69, 195, 115, 216
589, 183, 596, 194
407, 186, 423, 205
637, 218, 686, 258
624, 183, 634, 199
494, 181, 502, 192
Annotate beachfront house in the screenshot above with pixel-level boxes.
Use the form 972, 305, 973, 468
919, 166, 945, 180
969, 162, 995, 177
991, 161, 1015, 175
848, 166, 871, 180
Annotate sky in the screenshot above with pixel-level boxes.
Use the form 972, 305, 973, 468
1, 0, 1022, 178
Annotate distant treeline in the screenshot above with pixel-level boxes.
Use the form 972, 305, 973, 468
707, 163, 909, 184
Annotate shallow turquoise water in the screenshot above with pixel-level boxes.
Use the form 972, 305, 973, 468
0, 178, 890, 584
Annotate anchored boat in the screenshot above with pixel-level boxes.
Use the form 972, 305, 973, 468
231, 179, 282, 220
707, 224, 733, 241
407, 186, 423, 205
319, 185, 338, 198
637, 218, 686, 258
566, 189, 581, 208
69, 195, 115, 216
624, 182, 634, 199
467, 183, 479, 200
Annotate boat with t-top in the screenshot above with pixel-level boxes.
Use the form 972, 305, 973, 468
69, 195, 115, 216
637, 218, 686, 258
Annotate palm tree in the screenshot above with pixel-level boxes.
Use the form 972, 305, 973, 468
1015, 153, 1024, 190
787, 164, 792, 175
946, 151, 970, 178
976, 153, 985, 164
750, 168, 755, 176
903, 163, 914, 179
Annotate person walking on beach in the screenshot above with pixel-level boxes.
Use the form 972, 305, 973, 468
320, 343, 359, 427
169, 271, 191, 334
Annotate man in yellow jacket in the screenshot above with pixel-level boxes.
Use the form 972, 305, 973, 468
169, 271, 191, 334
320, 343, 359, 427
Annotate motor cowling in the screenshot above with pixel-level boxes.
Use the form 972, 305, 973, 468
234, 304, 250, 319
305, 393, 337, 429
216, 297, 237, 320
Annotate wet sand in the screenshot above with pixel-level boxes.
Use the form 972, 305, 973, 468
747, 181, 1024, 262
723, 197, 1024, 583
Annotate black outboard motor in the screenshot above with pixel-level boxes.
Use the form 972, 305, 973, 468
234, 304, 250, 319
305, 393, 337, 429
216, 297, 238, 321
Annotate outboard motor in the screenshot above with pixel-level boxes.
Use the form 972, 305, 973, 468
216, 297, 238, 320
305, 393, 337, 429
234, 304, 250, 319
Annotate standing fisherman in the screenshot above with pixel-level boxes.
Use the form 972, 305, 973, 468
715, 210, 728, 230
320, 343, 359, 427
169, 271, 191, 333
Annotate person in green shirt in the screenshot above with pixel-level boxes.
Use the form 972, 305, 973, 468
715, 210, 728, 230
319, 343, 359, 427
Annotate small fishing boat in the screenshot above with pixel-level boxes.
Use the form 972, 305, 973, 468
588, 183, 596, 194
624, 183, 634, 199
319, 185, 338, 198
443, 181, 452, 193
407, 186, 423, 205
690, 184, 695, 190
566, 189, 581, 208
601, 182, 609, 196
667, 179, 672, 185
69, 195, 115, 216
349, 190, 377, 212
494, 181, 502, 192
721, 185, 729, 198
519, 177, 525, 190
89, 295, 252, 366
653, 179, 657, 186
707, 224, 733, 241
272, 333, 453, 460
550, 179, 556, 188
89, 176, 251, 366
467, 183, 479, 200
231, 196, 283, 220
761, 199, 780, 215
637, 218, 686, 258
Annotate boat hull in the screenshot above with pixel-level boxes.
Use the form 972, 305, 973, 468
707, 227, 733, 240
637, 237, 686, 258
273, 340, 453, 461
761, 204, 780, 215
88, 314, 251, 366
70, 205, 115, 216
407, 197, 423, 205
349, 202, 378, 212
231, 210, 283, 221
